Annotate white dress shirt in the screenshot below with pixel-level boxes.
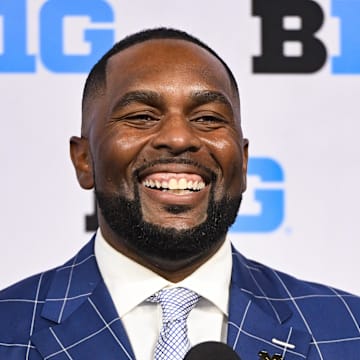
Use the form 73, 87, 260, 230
94, 230, 232, 360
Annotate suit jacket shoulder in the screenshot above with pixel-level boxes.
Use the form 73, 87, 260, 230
228, 248, 360, 359
0, 238, 135, 360
0, 270, 54, 359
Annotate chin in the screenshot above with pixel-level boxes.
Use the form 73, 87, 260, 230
96, 187, 242, 263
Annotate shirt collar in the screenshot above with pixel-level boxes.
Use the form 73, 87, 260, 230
95, 230, 232, 317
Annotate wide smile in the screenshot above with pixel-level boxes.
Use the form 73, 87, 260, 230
137, 162, 213, 206
142, 172, 206, 195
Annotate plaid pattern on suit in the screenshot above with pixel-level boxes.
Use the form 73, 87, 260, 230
1, 237, 360, 359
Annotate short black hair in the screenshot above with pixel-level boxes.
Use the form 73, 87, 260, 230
82, 27, 239, 132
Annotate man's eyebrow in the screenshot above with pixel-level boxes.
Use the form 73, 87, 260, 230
111, 90, 233, 114
112, 90, 163, 112
190, 90, 233, 109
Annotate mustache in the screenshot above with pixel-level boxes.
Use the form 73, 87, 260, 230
134, 158, 217, 182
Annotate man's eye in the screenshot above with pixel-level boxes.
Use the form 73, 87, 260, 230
110, 112, 161, 129
192, 115, 226, 125
112, 113, 160, 125
196, 116, 222, 122
124, 114, 158, 121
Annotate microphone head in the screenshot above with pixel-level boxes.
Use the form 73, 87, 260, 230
184, 341, 241, 360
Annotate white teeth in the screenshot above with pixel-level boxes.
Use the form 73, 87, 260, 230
178, 178, 187, 189
143, 177, 206, 191
169, 178, 177, 190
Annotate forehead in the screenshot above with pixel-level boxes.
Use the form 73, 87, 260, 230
104, 39, 236, 99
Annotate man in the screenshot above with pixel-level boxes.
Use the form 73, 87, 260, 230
1, 28, 359, 360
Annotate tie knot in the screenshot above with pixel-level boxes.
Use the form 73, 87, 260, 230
148, 287, 199, 323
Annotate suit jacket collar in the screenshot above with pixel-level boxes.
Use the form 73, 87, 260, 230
39, 237, 100, 324
31, 239, 312, 359
31, 237, 136, 359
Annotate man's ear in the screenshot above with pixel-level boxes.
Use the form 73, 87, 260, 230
70, 136, 94, 189
241, 138, 249, 193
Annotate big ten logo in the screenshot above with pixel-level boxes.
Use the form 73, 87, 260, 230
252, 0, 360, 74
85, 157, 285, 233
231, 157, 285, 233
0, 0, 119, 72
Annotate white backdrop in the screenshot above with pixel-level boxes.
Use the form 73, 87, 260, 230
1, 0, 360, 294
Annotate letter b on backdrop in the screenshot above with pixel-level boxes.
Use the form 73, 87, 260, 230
253, 0, 327, 73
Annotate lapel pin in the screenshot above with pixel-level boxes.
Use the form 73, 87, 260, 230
258, 350, 283, 360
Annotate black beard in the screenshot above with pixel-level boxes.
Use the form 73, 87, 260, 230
96, 187, 241, 263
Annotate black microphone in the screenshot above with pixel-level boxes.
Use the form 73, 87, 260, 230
184, 341, 242, 360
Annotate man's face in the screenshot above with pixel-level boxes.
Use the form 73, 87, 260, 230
74, 39, 248, 270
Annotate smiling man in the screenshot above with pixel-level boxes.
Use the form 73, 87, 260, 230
1, 28, 360, 360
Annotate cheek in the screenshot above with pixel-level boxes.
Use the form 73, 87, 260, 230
208, 135, 244, 196
91, 132, 148, 194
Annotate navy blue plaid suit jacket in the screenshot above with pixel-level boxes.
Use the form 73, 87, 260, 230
1, 238, 360, 359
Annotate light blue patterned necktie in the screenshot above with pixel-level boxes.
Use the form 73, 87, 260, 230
147, 287, 200, 360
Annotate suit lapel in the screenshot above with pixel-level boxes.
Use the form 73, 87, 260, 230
227, 249, 312, 360
30, 239, 135, 360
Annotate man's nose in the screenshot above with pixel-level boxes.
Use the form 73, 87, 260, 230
151, 114, 202, 155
